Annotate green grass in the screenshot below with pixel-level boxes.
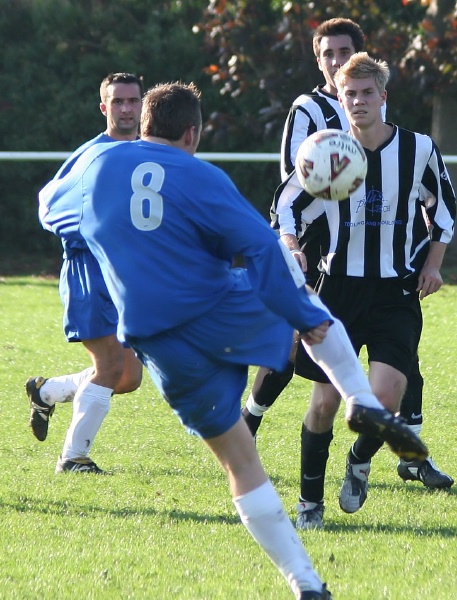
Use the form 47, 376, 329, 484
1, 276, 456, 599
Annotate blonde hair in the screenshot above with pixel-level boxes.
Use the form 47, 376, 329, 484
334, 52, 390, 94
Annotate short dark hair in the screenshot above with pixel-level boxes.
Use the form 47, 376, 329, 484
140, 82, 202, 141
100, 72, 144, 102
312, 18, 365, 57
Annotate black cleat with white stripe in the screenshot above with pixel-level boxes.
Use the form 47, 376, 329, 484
346, 404, 428, 461
25, 376, 55, 442
298, 583, 333, 599
397, 457, 454, 489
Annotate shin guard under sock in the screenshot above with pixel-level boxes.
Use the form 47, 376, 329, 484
350, 435, 384, 464
300, 424, 333, 503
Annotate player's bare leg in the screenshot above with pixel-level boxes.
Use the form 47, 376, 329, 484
297, 299, 427, 527
204, 416, 331, 599
26, 340, 142, 443
55, 335, 142, 473
301, 294, 428, 461
340, 362, 420, 514
114, 346, 143, 393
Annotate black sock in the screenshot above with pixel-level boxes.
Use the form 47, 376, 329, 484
242, 407, 262, 436
350, 435, 384, 464
254, 361, 294, 407
399, 355, 423, 426
300, 424, 333, 503
242, 361, 295, 437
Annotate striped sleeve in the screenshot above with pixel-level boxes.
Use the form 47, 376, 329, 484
280, 92, 344, 181
420, 139, 456, 243
271, 172, 325, 238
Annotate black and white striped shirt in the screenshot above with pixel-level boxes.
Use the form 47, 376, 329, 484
279, 86, 387, 284
273, 125, 456, 279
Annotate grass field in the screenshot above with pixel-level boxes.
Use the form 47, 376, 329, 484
1, 276, 456, 599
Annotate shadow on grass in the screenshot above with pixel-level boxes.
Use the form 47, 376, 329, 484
1, 496, 241, 525
2, 477, 455, 534
318, 478, 457, 536
3, 495, 457, 537
366, 480, 456, 494
322, 520, 457, 537
325, 476, 456, 499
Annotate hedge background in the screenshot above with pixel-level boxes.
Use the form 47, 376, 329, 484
1, 0, 455, 275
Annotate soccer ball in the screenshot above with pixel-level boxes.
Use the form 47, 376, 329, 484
295, 129, 367, 200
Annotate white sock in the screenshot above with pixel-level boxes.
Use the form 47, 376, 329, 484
407, 424, 422, 437
39, 367, 94, 405
245, 393, 270, 417
233, 480, 323, 596
303, 295, 383, 412
402, 424, 424, 465
61, 381, 112, 460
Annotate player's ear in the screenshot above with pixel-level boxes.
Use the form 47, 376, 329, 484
100, 102, 107, 117
380, 90, 387, 105
185, 125, 201, 154
183, 126, 192, 145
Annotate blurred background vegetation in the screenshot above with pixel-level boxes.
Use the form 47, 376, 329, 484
1, 0, 457, 275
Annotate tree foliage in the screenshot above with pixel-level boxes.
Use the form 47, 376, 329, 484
1, 0, 457, 266
401, 0, 457, 93
0, 0, 209, 260
194, 0, 432, 148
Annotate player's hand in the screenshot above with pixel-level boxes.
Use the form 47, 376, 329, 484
291, 250, 307, 274
416, 265, 443, 299
300, 320, 330, 345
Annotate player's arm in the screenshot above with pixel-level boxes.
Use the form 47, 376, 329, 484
199, 173, 331, 334
271, 172, 325, 273
254, 235, 332, 335
38, 168, 85, 239
39, 179, 80, 236
417, 143, 456, 298
39, 143, 116, 238
38, 179, 63, 231
281, 101, 321, 180
271, 173, 307, 272
416, 142, 456, 299
416, 241, 447, 299
421, 142, 456, 242
279, 233, 307, 274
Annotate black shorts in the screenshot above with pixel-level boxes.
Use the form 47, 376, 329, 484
295, 275, 423, 382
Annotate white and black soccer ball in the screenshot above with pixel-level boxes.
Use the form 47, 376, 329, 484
295, 129, 367, 201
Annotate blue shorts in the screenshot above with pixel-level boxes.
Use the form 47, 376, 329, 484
128, 269, 294, 439
59, 249, 118, 342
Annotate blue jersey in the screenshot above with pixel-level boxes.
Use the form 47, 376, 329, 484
40, 140, 330, 341
55, 133, 113, 178
39, 133, 124, 342
43, 133, 113, 257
